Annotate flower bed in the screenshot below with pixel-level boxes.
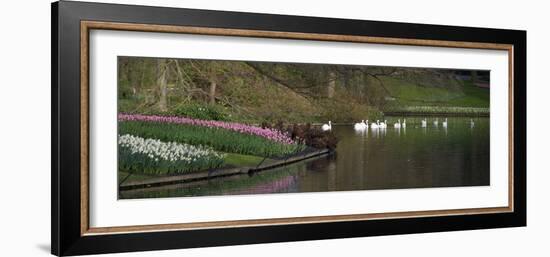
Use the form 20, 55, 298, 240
119, 121, 304, 157
118, 113, 295, 145
118, 134, 225, 175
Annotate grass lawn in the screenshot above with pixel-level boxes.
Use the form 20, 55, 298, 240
224, 152, 271, 167
445, 81, 490, 107
118, 170, 156, 184
119, 152, 274, 184
382, 78, 489, 114
382, 77, 463, 103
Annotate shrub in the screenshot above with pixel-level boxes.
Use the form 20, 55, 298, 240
172, 103, 229, 121
263, 122, 339, 150
317, 99, 383, 123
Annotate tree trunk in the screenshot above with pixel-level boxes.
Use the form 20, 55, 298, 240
327, 71, 336, 98
157, 59, 168, 112
209, 80, 217, 104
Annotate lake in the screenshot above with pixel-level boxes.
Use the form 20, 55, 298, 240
120, 117, 490, 199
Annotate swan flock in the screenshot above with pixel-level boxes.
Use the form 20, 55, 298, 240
321, 118, 475, 131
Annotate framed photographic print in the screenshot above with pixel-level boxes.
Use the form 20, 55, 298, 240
51, 1, 526, 256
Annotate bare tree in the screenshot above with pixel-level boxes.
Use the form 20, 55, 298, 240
327, 70, 336, 98
157, 59, 168, 112
209, 80, 217, 104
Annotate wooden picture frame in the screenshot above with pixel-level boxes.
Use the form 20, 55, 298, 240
52, 1, 526, 255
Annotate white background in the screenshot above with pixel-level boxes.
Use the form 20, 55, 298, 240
90, 30, 509, 227
0, 0, 547, 256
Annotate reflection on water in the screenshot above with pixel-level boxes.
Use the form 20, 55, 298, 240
120, 117, 490, 199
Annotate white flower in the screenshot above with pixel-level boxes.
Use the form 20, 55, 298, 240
118, 134, 225, 164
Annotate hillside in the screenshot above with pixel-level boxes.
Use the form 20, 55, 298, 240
118, 57, 490, 123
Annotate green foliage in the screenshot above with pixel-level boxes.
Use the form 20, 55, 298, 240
119, 121, 304, 157
384, 79, 489, 108
317, 99, 383, 123
223, 153, 268, 167
445, 81, 490, 107
382, 76, 463, 102
118, 57, 491, 122
118, 153, 270, 184
172, 103, 230, 121
118, 171, 155, 184
382, 79, 490, 116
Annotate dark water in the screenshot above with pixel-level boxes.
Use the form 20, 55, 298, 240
120, 117, 490, 199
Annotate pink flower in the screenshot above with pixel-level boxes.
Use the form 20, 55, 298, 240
118, 113, 296, 145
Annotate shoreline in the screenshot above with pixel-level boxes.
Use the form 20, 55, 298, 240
119, 148, 331, 191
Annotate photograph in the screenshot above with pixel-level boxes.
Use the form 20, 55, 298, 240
117, 57, 490, 199
46, 1, 528, 255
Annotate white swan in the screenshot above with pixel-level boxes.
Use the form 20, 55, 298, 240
394, 119, 401, 129
371, 120, 380, 129
470, 119, 475, 128
402, 119, 406, 129
379, 120, 388, 129
433, 118, 439, 127
322, 121, 332, 131
442, 118, 448, 128
353, 120, 362, 130
354, 120, 366, 130
421, 118, 427, 128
